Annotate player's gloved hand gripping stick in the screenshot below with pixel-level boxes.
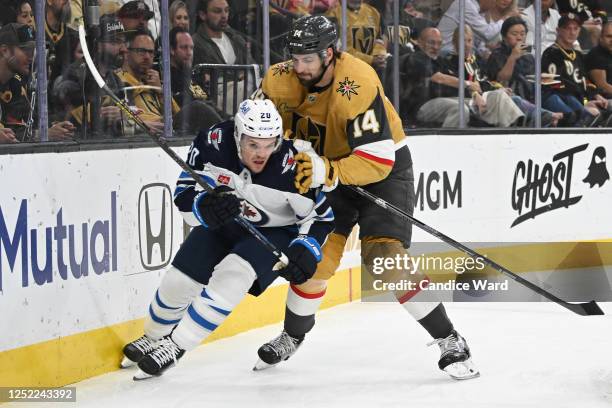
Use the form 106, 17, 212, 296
78, 25, 290, 268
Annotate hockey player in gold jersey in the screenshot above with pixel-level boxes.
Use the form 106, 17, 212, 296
252, 15, 480, 380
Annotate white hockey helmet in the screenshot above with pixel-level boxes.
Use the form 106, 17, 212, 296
234, 99, 283, 157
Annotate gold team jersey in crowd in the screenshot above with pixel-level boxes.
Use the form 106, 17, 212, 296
257, 52, 406, 186
116, 70, 180, 123
326, 3, 387, 65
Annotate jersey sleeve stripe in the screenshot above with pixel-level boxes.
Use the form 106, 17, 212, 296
354, 149, 395, 166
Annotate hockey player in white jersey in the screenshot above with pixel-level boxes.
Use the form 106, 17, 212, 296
121, 99, 334, 379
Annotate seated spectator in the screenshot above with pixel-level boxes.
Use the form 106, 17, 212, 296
556, 0, 607, 48
397, 27, 447, 125
542, 14, 608, 126
193, 0, 255, 115
438, 0, 502, 58
169, 26, 222, 134
46, 0, 78, 87
521, 0, 562, 53
0, 0, 33, 27
193, 0, 252, 66
118, 0, 155, 39
398, 26, 519, 127
117, 30, 178, 130
463, 18, 563, 126
327, 0, 388, 73
483, 0, 519, 24
57, 14, 132, 137
170, 0, 190, 30
155, 1, 190, 58
488, 16, 536, 99
0, 23, 74, 142
443, 25, 524, 127
586, 21, 612, 98
15, 1, 34, 29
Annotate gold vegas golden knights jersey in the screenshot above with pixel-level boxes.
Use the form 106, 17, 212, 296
327, 3, 387, 65
116, 70, 180, 123
257, 52, 407, 186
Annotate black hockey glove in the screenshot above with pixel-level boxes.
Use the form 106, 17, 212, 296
193, 186, 241, 230
277, 236, 322, 284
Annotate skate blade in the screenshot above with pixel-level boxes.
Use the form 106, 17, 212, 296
133, 369, 155, 381
443, 358, 480, 380
252, 358, 276, 371
120, 356, 138, 368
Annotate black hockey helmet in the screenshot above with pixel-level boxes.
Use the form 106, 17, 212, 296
286, 15, 338, 55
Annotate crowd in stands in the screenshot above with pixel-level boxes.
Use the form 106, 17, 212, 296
1, 0, 611, 144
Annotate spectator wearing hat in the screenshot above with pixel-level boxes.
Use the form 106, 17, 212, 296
542, 14, 608, 126
586, 21, 612, 98
57, 14, 133, 137
118, 0, 156, 39
0, 23, 74, 142
557, 0, 607, 48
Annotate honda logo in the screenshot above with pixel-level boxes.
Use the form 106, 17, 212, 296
138, 183, 173, 270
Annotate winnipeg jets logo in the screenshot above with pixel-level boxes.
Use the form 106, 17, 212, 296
241, 203, 270, 225
207, 128, 223, 150
272, 62, 292, 76
282, 151, 296, 174
336, 77, 360, 100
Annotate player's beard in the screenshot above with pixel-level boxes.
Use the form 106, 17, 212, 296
297, 66, 326, 88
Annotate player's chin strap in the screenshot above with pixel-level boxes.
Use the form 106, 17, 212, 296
346, 185, 604, 317
77, 25, 290, 268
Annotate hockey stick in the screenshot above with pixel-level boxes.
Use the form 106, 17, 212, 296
78, 25, 289, 267
347, 185, 604, 316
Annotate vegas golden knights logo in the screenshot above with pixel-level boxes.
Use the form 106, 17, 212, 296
292, 113, 326, 155
386, 25, 410, 46
351, 27, 375, 54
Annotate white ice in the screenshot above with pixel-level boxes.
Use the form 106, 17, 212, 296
10, 301, 612, 408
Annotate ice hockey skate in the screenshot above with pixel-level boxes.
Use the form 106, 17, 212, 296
253, 331, 304, 371
120, 334, 159, 368
428, 330, 480, 380
133, 337, 185, 380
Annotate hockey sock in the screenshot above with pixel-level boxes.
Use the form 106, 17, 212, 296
171, 254, 257, 351
284, 283, 326, 338
144, 266, 203, 340
409, 302, 454, 340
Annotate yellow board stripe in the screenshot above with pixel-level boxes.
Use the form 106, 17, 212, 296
0, 268, 361, 388
409, 241, 612, 282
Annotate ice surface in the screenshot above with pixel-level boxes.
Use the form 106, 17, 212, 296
10, 301, 612, 408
